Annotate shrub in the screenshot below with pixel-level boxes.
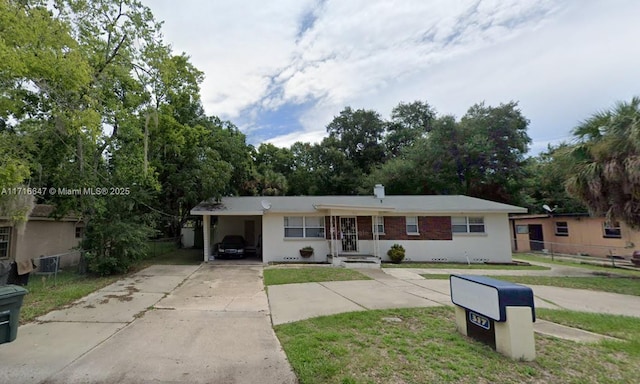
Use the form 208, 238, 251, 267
387, 244, 405, 264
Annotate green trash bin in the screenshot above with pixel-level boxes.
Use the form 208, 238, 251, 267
0, 285, 28, 344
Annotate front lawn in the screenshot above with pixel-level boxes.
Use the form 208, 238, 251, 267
263, 267, 371, 286
383, 262, 549, 270
514, 253, 640, 277
275, 307, 640, 384
420, 274, 640, 296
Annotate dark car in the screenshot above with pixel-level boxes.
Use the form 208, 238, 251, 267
217, 235, 247, 258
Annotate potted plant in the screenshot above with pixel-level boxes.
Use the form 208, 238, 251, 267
299, 246, 314, 258
387, 244, 405, 264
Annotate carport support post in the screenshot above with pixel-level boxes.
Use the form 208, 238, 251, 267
203, 215, 211, 262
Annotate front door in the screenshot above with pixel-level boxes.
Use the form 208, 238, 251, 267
340, 217, 358, 252
244, 220, 255, 246
528, 224, 544, 251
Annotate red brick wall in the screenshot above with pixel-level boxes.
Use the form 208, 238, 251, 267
324, 215, 452, 241
357, 216, 373, 240
379, 216, 452, 241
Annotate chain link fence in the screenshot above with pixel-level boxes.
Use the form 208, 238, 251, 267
516, 239, 637, 268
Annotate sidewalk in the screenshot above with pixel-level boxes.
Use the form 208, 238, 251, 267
0, 264, 296, 384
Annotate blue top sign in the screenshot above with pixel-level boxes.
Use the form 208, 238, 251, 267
450, 275, 535, 322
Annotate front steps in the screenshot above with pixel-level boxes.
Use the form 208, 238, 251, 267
328, 254, 381, 269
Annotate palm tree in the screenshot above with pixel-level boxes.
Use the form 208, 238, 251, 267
565, 97, 640, 228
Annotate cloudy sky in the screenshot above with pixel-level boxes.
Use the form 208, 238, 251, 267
143, 0, 640, 155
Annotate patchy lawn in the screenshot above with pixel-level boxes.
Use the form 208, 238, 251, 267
19, 271, 119, 324
263, 267, 371, 286
420, 274, 640, 296
514, 254, 640, 277
137, 248, 202, 269
275, 307, 640, 384
383, 262, 549, 270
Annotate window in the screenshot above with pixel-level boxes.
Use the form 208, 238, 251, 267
0, 227, 10, 259
374, 216, 385, 234
452, 217, 485, 233
555, 221, 569, 236
406, 216, 419, 234
75, 226, 84, 239
516, 225, 529, 234
603, 221, 621, 238
284, 216, 325, 238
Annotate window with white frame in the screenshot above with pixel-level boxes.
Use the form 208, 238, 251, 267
284, 216, 325, 238
555, 221, 568, 236
0, 227, 10, 259
406, 216, 419, 234
603, 221, 621, 238
451, 216, 485, 233
374, 216, 385, 234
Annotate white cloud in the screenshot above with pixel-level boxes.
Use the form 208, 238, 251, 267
145, 0, 640, 154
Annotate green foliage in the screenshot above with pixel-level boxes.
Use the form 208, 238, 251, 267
385, 100, 435, 157
565, 97, 640, 228
387, 243, 405, 264
520, 144, 587, 214
360, 102, 532, 203
83, 218, 155, 275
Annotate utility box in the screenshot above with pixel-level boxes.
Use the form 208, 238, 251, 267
0, 285, 28, 344
450, 274, 536, 361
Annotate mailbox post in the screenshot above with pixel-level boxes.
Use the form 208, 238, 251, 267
450, 274, 536, 361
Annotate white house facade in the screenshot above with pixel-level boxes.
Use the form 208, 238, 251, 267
190, 187, 527, 265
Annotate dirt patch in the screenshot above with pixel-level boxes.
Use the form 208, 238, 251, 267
591, 272, 640, 279
97, 286, 138, 304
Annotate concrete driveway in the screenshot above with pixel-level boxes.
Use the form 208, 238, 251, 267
0, 264, 296, 384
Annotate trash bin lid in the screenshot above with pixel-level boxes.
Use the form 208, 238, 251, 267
0, 284, 28, 298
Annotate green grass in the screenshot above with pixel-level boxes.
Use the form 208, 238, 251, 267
263, 267, 371, 286
20, 270, 119, 324
137, 248, 202, 269
275, 307, 640, 383
145, 239, 180, 258
383, 262, 549, 270
514, 253, 640, 277
420, 274, 640, 296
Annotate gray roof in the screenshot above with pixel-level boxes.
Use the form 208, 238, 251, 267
190, 195, 527, 215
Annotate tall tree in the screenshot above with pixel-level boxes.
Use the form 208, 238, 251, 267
326, 106, 386, 174
520, 144, 586, 214
565, 97, 640, 228
385, 100, 436, 157
366, 102, 531, 204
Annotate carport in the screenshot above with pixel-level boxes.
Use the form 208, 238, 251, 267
190, 201, 264, 262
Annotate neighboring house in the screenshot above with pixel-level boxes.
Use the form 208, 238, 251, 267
190, 185, 526, 264
0, 205, 84, 268
510, 214, 640, 258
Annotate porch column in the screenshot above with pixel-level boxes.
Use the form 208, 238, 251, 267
203, 214, 211, 262
372, 215, 379, 259
332, 214, 340, 266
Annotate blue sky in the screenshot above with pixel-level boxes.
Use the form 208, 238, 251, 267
144, 0, 640, 154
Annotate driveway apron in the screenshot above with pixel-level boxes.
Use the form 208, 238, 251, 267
0, 264, 296, 384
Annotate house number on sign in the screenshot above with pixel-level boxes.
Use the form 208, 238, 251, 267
469, 311, 490, 330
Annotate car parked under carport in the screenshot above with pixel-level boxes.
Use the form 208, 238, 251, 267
216, 235, 247, 258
